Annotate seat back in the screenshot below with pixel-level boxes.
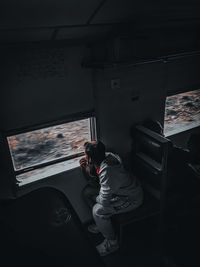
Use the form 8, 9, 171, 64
131, 125, 173, 232
132, 125, 170, 200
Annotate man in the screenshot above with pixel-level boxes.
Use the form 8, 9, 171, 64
79, 141, 143, 256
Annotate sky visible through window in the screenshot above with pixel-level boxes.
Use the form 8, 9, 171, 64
164, 89, 200, 136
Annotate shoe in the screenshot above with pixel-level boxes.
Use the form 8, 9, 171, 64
96, 238, 119, 256
87, 224, 100, 234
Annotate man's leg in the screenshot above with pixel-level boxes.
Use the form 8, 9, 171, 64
92, 203, 116, 240
92, 203, 118, 256
92, 199, 144, 256
82, 184, 99, 209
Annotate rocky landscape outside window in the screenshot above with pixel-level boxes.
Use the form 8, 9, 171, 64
7, 117, 96, 185
164, 89, 200, 136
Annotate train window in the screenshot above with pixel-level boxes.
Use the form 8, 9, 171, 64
7, 117, 96, 186
164, 89, 200, 136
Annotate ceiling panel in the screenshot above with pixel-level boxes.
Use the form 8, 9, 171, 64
0, 0, 200, 44
91, 0, 200, 25
91, 0, 161, 24
0, 0, 102, 29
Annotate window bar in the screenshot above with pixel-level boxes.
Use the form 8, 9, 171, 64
90, 117, 97, 141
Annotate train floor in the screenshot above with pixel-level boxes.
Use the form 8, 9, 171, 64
85, 218, 166, 267
84, 214, 200, 267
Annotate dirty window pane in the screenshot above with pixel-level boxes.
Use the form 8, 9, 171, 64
164, 89, 200, 136
16, 156, 82, 186
7, 118, 91, 171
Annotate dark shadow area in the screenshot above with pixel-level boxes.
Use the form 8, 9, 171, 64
85, 216, 163, 267
0, 187, 105, 267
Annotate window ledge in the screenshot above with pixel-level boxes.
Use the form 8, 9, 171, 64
165, 120, 200, 137
17, 157, 82, 186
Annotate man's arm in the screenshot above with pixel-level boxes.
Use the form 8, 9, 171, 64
79, 157, 98, 182
79, 158, 90, 173
96, 169, 112, 206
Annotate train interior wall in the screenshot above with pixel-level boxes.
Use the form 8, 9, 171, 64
0, 45, 94, 131
0, 44, 95, 223
1, 33, 200, 224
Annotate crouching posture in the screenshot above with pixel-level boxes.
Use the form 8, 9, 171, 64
80, 141, 143, 256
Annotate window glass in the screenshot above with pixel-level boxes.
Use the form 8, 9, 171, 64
16, 156, 83, 186
164, 89, 200, 136
7, 117, 94, 185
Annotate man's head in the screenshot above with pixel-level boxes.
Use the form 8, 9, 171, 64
84, 141, 106, 167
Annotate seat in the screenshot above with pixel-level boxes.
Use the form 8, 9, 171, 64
112, 190, 160, 245
112, 125, 171, 245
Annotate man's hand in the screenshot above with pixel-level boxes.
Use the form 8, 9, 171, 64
79, 157, 92, 180
79, 157, 88, 169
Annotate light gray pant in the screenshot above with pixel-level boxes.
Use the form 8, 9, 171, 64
92, 191, 143, 240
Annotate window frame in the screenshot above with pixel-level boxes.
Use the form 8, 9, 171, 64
5, 110, 97, 177
164, 89, 200, 136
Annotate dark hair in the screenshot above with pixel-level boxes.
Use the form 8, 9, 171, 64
84, 141, 106, 166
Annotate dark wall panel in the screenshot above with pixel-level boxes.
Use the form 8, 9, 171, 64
0, 45, 94, 131
94, 62, 166, 156
166, 55, 200, 95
